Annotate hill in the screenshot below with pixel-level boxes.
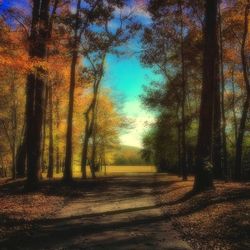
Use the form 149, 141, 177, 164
111, 145, 150, 166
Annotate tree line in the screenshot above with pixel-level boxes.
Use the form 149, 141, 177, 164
141, 0, 250, 191
0, 0, 249, 193
0, 0, 139, 189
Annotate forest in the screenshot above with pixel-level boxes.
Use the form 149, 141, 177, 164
0, 0, 249, 250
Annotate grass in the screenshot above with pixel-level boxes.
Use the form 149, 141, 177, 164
48, 165, 157, 179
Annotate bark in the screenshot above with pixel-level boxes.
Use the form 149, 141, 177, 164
63, 0, 81, 182
219, 6, 228, 180
16, 134, 26, 177
177, 122, 181, 176
81, 55, 106, 179
180, 3, 187, 181
81, 104, 93, 179
25, 0, 50, 190
234, 4, 250, 181
90, 125, 97, 179
193, 0, 218, 192
55, 98, 60, 174
212, 59, 222, 179
47, 83, 54, 179
41, 83, 49, 173
10, 78, 17, 179
231, 67, 238, 143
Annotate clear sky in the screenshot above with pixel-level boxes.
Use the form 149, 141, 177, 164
103, 53, 156, 148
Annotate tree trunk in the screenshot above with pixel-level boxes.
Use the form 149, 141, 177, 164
63, 0, 81, 182
64, 50, 78, 182
219, 6, 228, 180
177, 122, 181, 176
193, 0, 218, 192
81, 110, 91, 179
16, 133, 26, 177
212, 58, 222, 179
180, 3, 187, 181
55, 98, 60, 174
231, 67, 238, 144
11, 79, 17, 179
41, 83, 49, 173
47, 83, 54, 179
234, 4, 250, 181
90, 121, 97, 179
25, 0, 50, 190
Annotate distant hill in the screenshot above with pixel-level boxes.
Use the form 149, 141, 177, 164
112, 145, 150, 166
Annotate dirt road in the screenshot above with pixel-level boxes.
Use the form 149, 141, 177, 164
1, 174, 192, 250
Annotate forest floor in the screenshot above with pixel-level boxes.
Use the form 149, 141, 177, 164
0, 174, 249, 249
155, 174, 250, 250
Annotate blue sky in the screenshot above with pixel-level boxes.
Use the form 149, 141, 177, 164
102, 2, 159, 148
103, 51, 157, 148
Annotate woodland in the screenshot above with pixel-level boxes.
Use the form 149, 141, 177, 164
0, 0, 250, 249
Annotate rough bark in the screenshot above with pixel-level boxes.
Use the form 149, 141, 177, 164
16, 134, 26, 177
63, 0, 81, 182
41, 83, 49, 173
180, 2, 187, 181
234, 4, 250, 181
219, 6, 228, 180
47, 83, 54, 179
212, 59, 222, 179
193, 0, 218, 192
25, 0, 50, 190
55, 98, 60, 174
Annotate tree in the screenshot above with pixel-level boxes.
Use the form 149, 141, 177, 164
193, 0, 219, 192
141, 0, 203, 179
234, 2, 250, 180
80, 5, 139, 178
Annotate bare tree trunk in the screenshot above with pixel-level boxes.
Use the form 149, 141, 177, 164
10, 78, 17, 179
26, 0, 50, 190
16, 133, 26, 177
55, 98, 60, 174
180, 2, 187, 181
41, 83, 49, 173
193, 0, 218, 192
177, 122, 181, 176
212, 3, 222, 179
234, 4, 250, 181
90, 121, 97, 179
47, 83, 54, 179
212, 59, 222, 179
231, 66, 238, 144
81, 107, 92, 179
64, 0, 81, 182
219, 6, 228, 180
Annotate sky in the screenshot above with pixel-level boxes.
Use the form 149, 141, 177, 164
103, 53, 156, 148
102, 1, 158, 148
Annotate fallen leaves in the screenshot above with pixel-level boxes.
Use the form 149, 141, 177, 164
155, 175, 250, 250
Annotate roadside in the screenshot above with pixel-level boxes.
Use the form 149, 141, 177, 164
155, 174, 250, 250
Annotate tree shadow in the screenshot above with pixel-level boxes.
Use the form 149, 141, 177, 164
0, 209, 169, 249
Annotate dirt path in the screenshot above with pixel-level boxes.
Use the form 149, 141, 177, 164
1, 174, 192, 250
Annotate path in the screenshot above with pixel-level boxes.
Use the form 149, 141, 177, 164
2, 174, 192, 250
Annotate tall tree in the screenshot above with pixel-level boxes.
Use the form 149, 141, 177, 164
47, 81, 54, 179
63, 0, 82, 182
218, 4, 228, 179
234, 2, 250, 181
193, 0, 219, 191
25, 0, 51, 189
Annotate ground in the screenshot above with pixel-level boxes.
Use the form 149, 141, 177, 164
0, 173, 249, 250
